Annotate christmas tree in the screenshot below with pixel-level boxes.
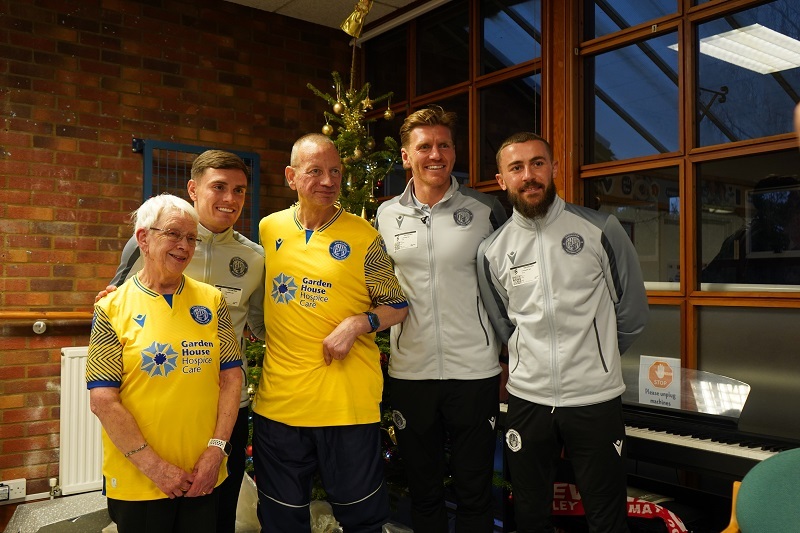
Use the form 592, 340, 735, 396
307, 71, 400, 218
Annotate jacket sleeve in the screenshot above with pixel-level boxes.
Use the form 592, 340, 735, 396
603, 215, 649, 355
110, 235, 142, 286
246, 266, 266, 340
477, 236, 515, 344
489, 196, 509, 230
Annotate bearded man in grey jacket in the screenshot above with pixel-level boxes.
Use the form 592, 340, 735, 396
478, 132, 648, 533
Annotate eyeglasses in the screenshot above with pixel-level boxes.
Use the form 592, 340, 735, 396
149, 227, 202, 245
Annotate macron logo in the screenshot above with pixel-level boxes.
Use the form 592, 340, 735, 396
133, 314, 146, 328
613, 439, 623, 457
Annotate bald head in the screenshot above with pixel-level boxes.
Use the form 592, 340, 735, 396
290, 133, 337, 167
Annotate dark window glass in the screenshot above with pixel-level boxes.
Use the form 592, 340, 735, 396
480, 0, 541, 76
583, 0, 676, 40
623, 305, 681, 367
369, 110, 407, 199
420, 94, 470, 183
584, 32, 679, 164
696, 0, 800, 147
698, 149, 800, 290
416, 2, 469, 96
364, 26, 407, 103
584, 167, 680, 287
478, 73, 542, 184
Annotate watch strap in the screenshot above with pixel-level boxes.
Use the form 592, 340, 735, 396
208, 438, 231, 457
363, 311, 380, 333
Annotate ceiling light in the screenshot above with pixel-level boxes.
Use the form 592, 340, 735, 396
669, 23, 800, 74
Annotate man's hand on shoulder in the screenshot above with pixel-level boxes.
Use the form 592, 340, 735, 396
95, 284, 118, 303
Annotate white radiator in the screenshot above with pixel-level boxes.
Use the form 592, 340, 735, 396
59, 346, 103, 495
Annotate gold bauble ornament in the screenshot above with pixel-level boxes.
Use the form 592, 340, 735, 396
353, 148, 363, 161
366, 138, 375, 150
384, 108, 395, 120
322, 123, 334, 136
333, 101, 345, 115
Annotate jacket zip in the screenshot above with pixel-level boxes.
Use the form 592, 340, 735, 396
535, 218, 562, 405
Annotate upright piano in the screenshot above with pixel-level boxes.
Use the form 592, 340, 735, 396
497, 367, 800, 530
621, 365, 800, 494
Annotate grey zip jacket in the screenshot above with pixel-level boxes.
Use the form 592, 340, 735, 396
110, 223, 266, 408
477, 195, 648, 407
376, 176, 507, 380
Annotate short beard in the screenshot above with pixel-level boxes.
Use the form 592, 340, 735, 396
508, 179, 557, 220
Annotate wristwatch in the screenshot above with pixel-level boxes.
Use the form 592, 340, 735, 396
208, 438, 232, 457
364, 311, 380, 333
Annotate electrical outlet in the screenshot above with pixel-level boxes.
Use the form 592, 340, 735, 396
3, 479, 26, 500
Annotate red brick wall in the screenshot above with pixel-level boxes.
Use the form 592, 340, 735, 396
0, 0, 351, 503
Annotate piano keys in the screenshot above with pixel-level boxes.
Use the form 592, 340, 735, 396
501, 366, 800, 481
621, 365, 799, 480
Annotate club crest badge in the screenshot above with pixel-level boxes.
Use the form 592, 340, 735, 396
453, 208, 473, 227
392, 410, 407, 430
562, 233, 584, 255
190, 306, 213, 325
329, 240, 351, 260
506, 429, 522, 452
229, 256, 248, 278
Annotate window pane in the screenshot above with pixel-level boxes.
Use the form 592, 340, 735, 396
364, 26, 407, 103
583, 0, 676, 40
698, 149, 800, 290
699, 306, 800, 441
416, 2, 469, 96
584, 167, 680, 289
478, 73, 541, 184
480, 0, 541, 76
585, 32, 679, 163
622, 305, 681, 367
370, 111, 407, 199
696, 0, 800, 147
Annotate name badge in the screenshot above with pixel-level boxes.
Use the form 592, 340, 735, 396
394, 231, 418, 252
510, 262, 537, 287
216, 285, 243, 307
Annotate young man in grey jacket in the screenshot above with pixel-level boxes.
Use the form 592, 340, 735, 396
375, 107, 508, 532
478, 132, 648, 533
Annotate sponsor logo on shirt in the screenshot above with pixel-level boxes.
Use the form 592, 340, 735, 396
141, 341, 179, 377
271, 273, 298, 304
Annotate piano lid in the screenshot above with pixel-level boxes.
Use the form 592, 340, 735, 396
622, 365, 751, 423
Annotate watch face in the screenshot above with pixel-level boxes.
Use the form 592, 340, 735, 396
223, 441, 232, 456
366, 311, 379, 331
